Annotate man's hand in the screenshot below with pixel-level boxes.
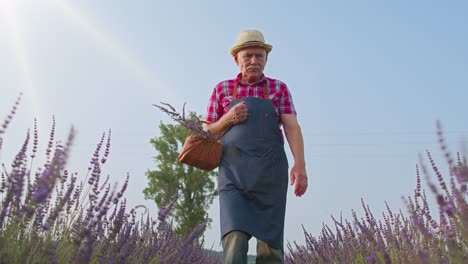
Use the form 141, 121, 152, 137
290, 163, 308, 197
227, 101, 248, 125
204, 101, 248, 136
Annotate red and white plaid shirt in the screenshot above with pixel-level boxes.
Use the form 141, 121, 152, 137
206, 73, 297, 126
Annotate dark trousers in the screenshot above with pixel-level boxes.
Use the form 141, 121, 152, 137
222, 230, 284, 264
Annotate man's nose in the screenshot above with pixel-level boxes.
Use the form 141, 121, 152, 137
250, 56, 258, 64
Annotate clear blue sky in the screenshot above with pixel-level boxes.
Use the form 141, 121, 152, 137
1, 0, 467, 253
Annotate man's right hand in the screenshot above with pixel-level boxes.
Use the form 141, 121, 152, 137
228, 101, 248, 125
204, 101, 249, 136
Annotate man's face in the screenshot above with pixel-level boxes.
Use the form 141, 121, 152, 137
235, 47, 267, 84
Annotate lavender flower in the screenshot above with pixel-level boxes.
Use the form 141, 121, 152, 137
101, 129, 111, 164
158, 196, 177, 222
366, 253, 376, 264
0, 92, 22, 135
31, 118, 38, 159
154, 102, 219, 140
44, 116, 56, 166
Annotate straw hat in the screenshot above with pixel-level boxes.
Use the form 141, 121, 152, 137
230, 29, 273, 56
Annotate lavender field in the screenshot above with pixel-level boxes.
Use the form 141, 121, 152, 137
285, 121, 468, 263
1, 95, 466, 263
0, 95, 221, 263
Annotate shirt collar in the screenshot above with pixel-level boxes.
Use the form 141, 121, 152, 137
235, 73, 266, 86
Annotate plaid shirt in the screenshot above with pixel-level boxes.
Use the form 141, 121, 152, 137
206, 73, 297, 125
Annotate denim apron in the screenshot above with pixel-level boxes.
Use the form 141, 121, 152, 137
218, 83, 288, 249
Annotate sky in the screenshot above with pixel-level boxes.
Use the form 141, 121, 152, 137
1, 0, 467, 254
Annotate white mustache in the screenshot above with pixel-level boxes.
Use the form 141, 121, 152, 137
247, 65, 261, 70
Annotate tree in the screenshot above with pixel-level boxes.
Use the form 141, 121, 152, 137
144, 112, 218, 237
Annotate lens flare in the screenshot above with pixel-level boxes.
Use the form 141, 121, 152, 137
50, 0, 165, 92
0, 0, 42, 120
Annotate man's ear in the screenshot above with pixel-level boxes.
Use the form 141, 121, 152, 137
233, 55, 239, 66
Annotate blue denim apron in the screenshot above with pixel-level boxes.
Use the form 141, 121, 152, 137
218, 83, 288, 249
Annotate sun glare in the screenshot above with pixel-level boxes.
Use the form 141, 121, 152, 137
50, 0, 165, 93
0, 0, 18, 26
1, 0, 170, 117
0, 0, 43, 121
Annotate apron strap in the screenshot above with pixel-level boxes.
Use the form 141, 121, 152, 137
232, 82, 269, 100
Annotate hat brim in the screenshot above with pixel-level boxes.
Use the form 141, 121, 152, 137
230, 42, 272, 56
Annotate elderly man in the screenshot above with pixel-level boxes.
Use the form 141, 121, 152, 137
205, 29, 308, 264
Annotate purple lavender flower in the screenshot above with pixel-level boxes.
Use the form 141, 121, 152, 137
158, 196, 177, 222
441, 200, 455, 216
113, 173, 129, 204
101, 129, 111, 164
366, 253, 376, 264
32, 162, 55, 203
31, 118, 38, 159
154, 102, 220, 140
0, 93, 21, 135
44, 116, 56, 165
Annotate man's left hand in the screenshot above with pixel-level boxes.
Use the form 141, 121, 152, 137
290, 164, 308, 197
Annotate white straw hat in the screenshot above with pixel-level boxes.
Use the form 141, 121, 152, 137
230, 29, 273, 56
